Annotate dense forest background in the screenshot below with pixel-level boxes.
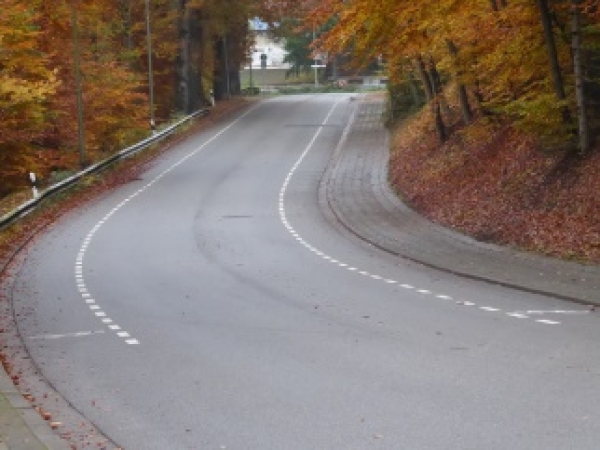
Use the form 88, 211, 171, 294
2, 1, 599, 261
265, 0, 600, 261
0, 0, 263, 196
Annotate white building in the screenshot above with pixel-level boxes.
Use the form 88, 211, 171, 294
247, 19, 290, 70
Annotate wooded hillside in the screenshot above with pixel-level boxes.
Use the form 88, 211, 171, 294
299, 0, 600, 149
266, 0, 600, 261
0, 0, 262, 196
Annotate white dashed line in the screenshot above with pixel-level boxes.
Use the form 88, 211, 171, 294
73, 103, 263, 346
536, 319, 561, 325
29, 331, 105, 340
507, 313, 529, 319
275, 97, 559, 328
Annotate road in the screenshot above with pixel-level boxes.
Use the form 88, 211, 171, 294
8, 94, 600, 449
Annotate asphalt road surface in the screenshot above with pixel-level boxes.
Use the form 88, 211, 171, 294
10, 94, 600, 449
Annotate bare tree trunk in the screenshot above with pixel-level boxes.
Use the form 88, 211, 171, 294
572, 0, 589, 152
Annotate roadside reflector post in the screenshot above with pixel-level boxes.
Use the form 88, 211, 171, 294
29, 172, 39, 199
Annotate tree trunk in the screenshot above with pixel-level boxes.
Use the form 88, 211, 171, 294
434, 102, 447, 143
408, 70, 422, 107
176, 2, 204, 113
415, 57, 447, 143
176, 0, 190, 113
120, 0, 133, 53
429, 57, 452, 119
447, 40, 473, 125
213, 37, 226, 101
536, 0, 571, 124
415, 56, 434, 102
572, 0, 589, 152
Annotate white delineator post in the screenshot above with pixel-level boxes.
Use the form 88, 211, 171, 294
29, 172, 39, 199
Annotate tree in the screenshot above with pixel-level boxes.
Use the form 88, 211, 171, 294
0, 0, 58, 193
292, 0, 599, 148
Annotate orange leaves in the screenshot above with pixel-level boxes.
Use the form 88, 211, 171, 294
82, 61, 147, 155
0, 0, 58, 140
0, 0, 261, 195
301, 0, 600, 146
0, 0, 59, 192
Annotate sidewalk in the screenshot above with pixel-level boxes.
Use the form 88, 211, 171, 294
324, 95, 600, 305
0, 369, 69, 450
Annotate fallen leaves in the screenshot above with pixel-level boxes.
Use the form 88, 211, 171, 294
390, 110, 600, 263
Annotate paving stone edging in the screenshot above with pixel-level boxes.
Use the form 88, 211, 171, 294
0, 369, 70, 450
322, 95, 600, 306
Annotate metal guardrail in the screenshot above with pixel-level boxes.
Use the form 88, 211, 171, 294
0, 108, 210, 231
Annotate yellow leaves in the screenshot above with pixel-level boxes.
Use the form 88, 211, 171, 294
0, 0, 57, 151
0, 72, 58, 104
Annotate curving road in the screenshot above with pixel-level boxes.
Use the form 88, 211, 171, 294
9, 94, 600, 449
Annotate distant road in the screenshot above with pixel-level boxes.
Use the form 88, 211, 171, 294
11, 94, 600, 449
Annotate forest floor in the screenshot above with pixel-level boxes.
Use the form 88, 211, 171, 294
389, 107, 600, 264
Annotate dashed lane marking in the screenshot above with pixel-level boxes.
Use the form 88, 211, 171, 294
74, 104, 263, 345
535, 319, 561, 325
277, 97, 561, 327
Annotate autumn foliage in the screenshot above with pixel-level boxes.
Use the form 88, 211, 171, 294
0, 0, 262, 197
296, 0, 599, 150
269, 0, 600, 260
